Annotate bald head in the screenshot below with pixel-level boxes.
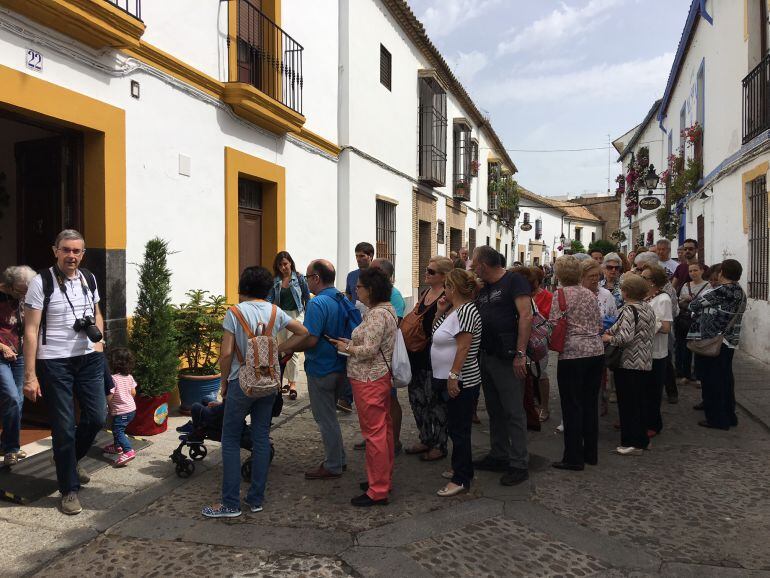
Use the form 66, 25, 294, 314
307, 259, 336, 286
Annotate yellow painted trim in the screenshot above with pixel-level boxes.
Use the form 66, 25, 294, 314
0, 0, 145, 49
0, 64, 126, 250
297, 128, 343, 156
222, 83, 305, 134
228, 0, 238, 84
745, 0, 750, 41
741, 161, 769, 233
224, 147, 286, 304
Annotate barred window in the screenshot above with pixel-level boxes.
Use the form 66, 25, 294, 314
437, 220, 445, 244
376, 199, 397, 267
468, 228, 476, 252
453, 122, 472, 201
748, 175, 769, 300
418, 77, 447, 186
380, 45, 391, 90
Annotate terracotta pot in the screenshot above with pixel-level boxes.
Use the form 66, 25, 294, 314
126, 393, 170, 436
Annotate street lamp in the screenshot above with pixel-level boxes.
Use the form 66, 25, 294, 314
559, 233, 566, 245
643, 165, 660, 191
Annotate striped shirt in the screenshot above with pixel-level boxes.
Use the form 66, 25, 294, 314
432, 302, 483, 388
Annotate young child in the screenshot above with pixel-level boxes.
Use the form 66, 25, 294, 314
103, 347, 138, 467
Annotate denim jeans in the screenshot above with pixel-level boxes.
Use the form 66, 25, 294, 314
221, 380, 275, 509
112, 411, 135, 451
307, 372, 346, 474
37, 352, 107, 493
0, 356, 24, 453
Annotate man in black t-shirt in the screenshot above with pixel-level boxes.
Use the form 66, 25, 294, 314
471, 246, 532, 486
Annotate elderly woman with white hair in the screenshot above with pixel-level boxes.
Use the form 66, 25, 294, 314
0, 265, 37, 466
600, 252, 624, 309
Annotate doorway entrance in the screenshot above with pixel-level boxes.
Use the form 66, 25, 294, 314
418, 220, 432, 293
238, 177, 263, 274
0, 112, 85, 437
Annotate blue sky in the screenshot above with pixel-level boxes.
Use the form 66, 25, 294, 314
408, 0, 692, 197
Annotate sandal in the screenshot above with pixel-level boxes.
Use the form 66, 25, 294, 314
289, 389, 297, 400
281, 384, 290, 394
404, 444, 430, 455
420, 449, 447, 462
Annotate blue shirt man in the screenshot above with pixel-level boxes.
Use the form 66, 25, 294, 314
345, 242, 375, 304
303, 287, 346, 377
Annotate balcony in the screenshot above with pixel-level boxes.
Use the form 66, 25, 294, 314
743, 54, 770, 144
224, 0, 305, 134
0, 0, 145, 49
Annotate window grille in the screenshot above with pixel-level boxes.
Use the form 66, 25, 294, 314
418, 77, 447, 186
453, 122, 472, 201
468, 228, 476, 252
376, 199, 396, 267
487, 161, 501, 214
238, 179, 263, 210
437, 220, 445, 244
106, 0, 141, 19
748, 175, 769, 300
380, 45, 392, 90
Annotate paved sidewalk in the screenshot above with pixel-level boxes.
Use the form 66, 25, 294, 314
733, 350, 770, 432
5, 355, 770, 577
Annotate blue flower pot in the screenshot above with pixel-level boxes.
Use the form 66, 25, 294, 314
178, 374, 221, 414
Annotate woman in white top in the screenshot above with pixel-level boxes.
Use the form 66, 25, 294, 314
675, 262, 709, 384
431, 269, 482, 497
640, 265, 673, 437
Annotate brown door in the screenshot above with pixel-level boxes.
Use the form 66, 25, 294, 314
238, 177, 263, 274
697, 214, 705, 262
418, 220, 431, 293
16, 136, 82, 270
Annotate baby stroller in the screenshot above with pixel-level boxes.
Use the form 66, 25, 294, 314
171, 357, 287, 479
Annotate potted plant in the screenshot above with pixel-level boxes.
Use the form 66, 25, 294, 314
454, 180, 469, 200
174, 290, 228, 414
126, 238, 179, 436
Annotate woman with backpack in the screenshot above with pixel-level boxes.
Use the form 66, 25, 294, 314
203, 266, 307, 519
267, 251, 310, 400
401, 256, 453, 462
329, 268, 397, 507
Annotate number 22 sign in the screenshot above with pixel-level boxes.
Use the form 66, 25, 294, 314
26, 49, 43, 72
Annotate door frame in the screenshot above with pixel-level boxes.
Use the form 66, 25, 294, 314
224, 147, 285, 304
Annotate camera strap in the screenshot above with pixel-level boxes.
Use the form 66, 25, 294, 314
54, 268, 94, 321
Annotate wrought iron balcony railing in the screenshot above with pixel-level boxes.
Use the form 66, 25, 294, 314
235, 0, 304, 115
105, 0, 141, 20
743, 53, 770, 144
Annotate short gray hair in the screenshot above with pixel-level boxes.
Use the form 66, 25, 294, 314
371, 258, 394, 279
635, 252, 659, 267
655, 238, 671, 248
54, 229, 85, 248
2, 265, 36, 286
572, 253, 590, 262
603, 252, 621, 265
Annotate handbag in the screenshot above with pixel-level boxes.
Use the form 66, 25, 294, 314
380, 309, 412, 388
548, 289, 568, 353
399, 290, 439, 352
605, 305, 638, 370
527, 299, 551, 362
686, 292, 746, 357
674, 283, 705, 336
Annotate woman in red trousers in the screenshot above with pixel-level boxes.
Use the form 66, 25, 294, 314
330, 268, 397, 507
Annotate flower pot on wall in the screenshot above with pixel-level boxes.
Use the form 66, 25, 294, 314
178, 373, 221, 415
127, 393, 170, 436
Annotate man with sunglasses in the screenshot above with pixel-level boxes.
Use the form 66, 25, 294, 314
23, 229, 106, 516
672, 239, 699, 291
600, 252, 624, 309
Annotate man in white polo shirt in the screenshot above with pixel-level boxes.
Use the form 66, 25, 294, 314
23, 229, 107, 515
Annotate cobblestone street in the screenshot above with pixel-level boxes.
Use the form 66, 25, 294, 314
2, 353, 769, 577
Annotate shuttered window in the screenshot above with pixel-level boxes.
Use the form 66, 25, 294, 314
748, 175, 769, 300
468, 228, 476, 252
437, 220, 445, 244
418, 77, 447, 186
376, 199, 397, 267
380, 44, 392, 90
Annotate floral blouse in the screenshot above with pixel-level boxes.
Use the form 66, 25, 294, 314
549, 285, 603, 360
346, 303, 397, 382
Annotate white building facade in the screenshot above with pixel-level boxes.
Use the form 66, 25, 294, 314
0, 0, 518, 336
614, 0, 770, 361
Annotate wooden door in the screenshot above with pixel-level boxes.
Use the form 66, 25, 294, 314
238, 177, 263, 274
697, 214, 705, 262
418, 220, 431, 292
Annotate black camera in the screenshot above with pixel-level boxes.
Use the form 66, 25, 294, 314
73, 315, 103, 343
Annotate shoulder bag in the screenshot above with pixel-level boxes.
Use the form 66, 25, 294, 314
548, 289, 568, 353
527, 298, 551, 362
400, 290, 439, 352
687, 291, 746, 357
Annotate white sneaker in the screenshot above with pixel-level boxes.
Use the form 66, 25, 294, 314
556, 423, 564, 433
615, 446, 643, 456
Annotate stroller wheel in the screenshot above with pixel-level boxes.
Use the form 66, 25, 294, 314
241, 459, 252, 482
176, 459, 195, 478
189, 444, 208, 461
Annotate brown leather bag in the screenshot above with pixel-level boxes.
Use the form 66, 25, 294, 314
399, 291, 436, 352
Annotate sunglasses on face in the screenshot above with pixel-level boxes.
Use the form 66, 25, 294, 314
605, 265, 621, 271
426, 268, 436, 275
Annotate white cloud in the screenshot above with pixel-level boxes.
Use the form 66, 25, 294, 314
446, 51, 489, 85
479, 52, 675, 105
419, 0, 501, 38
497, 0, 624, 56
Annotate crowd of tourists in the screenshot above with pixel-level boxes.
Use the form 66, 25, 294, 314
0, 230, 747, 518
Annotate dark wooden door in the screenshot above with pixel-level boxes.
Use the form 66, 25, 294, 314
238, 210, 262, 273
697, 214, 705, 262
15, 136, 81, 270
418, 220, 431, 293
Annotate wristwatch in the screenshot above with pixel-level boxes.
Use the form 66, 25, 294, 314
448, 371, 461, 380
514, 350, 526, 359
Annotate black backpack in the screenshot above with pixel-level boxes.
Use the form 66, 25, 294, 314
39, 267, 97, 345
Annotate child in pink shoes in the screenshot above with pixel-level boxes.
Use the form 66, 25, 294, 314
103, 348, 138, 467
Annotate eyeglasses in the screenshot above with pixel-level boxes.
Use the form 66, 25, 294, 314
307, 273, 320, 279
425, 268, 437, 275
605, 265, 621, 271
57, 247, 83, 255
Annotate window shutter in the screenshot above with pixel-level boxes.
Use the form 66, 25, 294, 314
380, 45, 392, 90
